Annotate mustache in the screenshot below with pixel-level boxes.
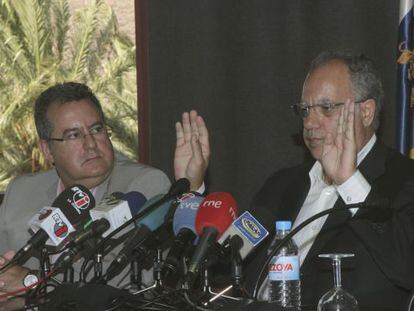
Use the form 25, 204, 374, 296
303, 128, 314, 138
303, 129, 324, 139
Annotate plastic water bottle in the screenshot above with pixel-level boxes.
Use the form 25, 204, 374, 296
268, 220, 301, 308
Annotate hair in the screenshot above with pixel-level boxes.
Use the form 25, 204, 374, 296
34, 82, 106, 139
308, 50, 384, 130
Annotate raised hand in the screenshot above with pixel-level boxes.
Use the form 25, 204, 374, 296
320, 100, 357, 185
174, 110, 210, 191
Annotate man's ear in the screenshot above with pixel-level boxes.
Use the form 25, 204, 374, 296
39, 139, 55, 164
359, 99, 376, 127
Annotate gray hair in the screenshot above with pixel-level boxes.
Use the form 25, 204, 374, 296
309, 50, 384, 130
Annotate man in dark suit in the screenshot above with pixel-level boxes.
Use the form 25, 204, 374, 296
243, 51, 414, 311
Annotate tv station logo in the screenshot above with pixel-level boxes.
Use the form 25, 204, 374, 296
233, 211, 268, 246
52, 213, 69, 238
70, 186, 91, 213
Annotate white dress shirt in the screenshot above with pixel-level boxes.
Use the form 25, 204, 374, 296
292, 134, 376, 265
258, 134, 376, 300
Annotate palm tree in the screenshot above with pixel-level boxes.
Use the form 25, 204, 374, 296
0, 0, 138, 190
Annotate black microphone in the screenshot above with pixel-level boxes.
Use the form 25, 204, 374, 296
103, 195, 175, 282
99, 178, 191, 243
53, 220, 110, 272
66, 192, 126, 248
68, 219, 110, 248
251, 199, 390, 299
184, 192, 238, 288
53, 192, 146, 272
163, 193, 204, 280
13, 185, 95, 264
79, 179, 190, 283
167, 178, 191, 198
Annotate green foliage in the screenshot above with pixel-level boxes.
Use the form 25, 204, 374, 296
0, 0, 138, 190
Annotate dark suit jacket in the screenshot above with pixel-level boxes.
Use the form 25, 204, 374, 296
243, 141, 414, 311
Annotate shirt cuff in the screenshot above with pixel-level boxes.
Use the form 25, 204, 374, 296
336, 170, 371, 215
194, 182, 206, 195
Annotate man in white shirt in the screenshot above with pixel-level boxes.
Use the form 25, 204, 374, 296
244, 51, 414, 310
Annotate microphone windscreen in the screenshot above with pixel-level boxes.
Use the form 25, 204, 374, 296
195, 192, 238, 238
122, 191, 147, 216
89, 191, 147, 237
52, 184, 95, 225
167, 178, 190, 197
173, 193, 204, 236
138, 194, 174, 231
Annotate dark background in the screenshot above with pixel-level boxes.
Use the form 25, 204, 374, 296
137, 0, 399, 209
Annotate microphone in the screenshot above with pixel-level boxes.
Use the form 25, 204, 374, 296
218, 211, 269, 260
13, 185, 95, 264
104, 194, 176, 281
163, 192, 204, 281
215, 211, 270, 294
89, 191, 147, 237
95, 178, 191, 244
251, 199, 391, 299
167, 178, 191, 198
80, 179, 190, 282
185, 192, 238, 288
52, 218, 111, 272
54, 192, 147, 271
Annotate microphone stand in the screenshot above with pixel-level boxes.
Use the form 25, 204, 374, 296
63, 266, 74, 283
130, 249, 142, 290
80, 178, 190, 282
201, 243, 247, 307
93, 253, 103, 280
131, 248, 164, 295
230, 241, 246, 298
36, 247, 52, 294
40, 248, 50, 281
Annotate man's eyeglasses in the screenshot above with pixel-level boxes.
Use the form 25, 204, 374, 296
290, 100, 366, 119
47, 123, 112, 143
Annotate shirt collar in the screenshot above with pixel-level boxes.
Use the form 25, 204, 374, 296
309, 133, 377, 184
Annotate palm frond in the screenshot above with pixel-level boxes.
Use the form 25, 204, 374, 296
0, 0, 138, 190
70, 0, 103, 80
12, 0, 50, 76
51, 0, 70, 62
87, 2, 117, 74
0, 18, 33, 82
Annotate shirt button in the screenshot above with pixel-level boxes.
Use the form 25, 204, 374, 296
346, 196, 352, 202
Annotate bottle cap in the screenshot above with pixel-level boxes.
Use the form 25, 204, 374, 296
275, 220, 292, 231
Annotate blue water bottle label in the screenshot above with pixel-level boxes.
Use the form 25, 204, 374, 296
269, 255, 300, 281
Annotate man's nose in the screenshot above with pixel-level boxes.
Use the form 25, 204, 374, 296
82, 133, 98, 148
303, 108, 321, 129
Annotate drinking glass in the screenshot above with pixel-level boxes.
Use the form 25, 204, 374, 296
317, 253, 358, 311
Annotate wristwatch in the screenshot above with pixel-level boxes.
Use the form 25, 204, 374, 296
23, 271, 39, 288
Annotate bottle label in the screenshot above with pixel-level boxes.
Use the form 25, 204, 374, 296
269, 255, 300, 281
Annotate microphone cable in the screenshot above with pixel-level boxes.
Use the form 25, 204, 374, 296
0, 270, 56, 301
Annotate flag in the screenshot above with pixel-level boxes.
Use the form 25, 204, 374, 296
397, 0, 414, 157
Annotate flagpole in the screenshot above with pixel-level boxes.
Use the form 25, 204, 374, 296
397, 0, 414, 156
